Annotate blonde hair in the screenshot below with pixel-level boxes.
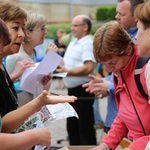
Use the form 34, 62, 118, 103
134, 1, 150, 29
25, 11, 46, 31
93, 21, 134, 62
0, 1, 27, 21
24, 11, 46, 43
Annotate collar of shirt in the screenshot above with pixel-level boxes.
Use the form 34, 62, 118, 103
127, 27, 138, 39
73, 35, 93, 44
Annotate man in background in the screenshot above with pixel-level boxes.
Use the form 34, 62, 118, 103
57, 15, 97, 145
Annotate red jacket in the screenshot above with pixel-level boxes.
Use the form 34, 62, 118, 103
102, 46, 150, 150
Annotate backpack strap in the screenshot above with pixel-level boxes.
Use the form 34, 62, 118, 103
134, 57, 150, 100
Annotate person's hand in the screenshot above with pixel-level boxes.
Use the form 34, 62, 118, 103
56, 62, 68, 73
35, 128, 51, 150
42, 75, 52, 85
123, 148, 130, 150
10, 60, 35, 81
82, 74, 102, 94
46, 43, 58, 53
83, 74, 110, 98
92, 79, 110, 98
90, 143, 109, 150
35, 90, 77, 107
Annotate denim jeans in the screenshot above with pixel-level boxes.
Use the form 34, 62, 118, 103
93, 97, 103, 125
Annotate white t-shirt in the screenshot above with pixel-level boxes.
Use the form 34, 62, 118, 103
63, 35, 95, 88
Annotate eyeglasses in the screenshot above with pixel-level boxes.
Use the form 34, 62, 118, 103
71, 24, 85, 27
29, 26, 46, 32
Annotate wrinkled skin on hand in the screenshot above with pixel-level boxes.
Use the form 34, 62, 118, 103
36, 90, 77, 107
46, 43, 58, 53
83, 74, 110, 98
10, 60, 35, 81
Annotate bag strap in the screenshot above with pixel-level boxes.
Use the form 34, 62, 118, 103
134, 57, 150, 100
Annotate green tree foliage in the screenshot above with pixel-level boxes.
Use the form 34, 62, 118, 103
45, 23, 71, 39
96, 5, 116, 21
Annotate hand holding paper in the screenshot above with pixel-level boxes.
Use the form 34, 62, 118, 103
19, 50, 67, 94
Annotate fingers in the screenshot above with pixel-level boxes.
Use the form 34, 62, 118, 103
47, 95, 78, 104
56, 64, 67, 73
88, 74, 98, 80
12, 60, 35, 80
42, 76, 51, 85
46, 43, 58, 53
17, 60, 35, 67
22, 59, 35, 63
18, 60, 35, 69
82, 82, 90, 88
38, 90, 77, 106
83, 81, 101, 94
42, 90, 49, 96
91, 88, 101, 96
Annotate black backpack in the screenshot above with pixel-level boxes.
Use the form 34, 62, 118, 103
114, 57, 149, 100
134, 57, 150, 100
113, 56, 150, 136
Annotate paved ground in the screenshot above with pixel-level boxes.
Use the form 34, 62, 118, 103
45, 78, 108, 148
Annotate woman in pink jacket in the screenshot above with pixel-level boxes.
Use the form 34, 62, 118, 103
92, 2, 150, 149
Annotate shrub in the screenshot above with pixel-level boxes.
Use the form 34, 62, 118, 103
96, 5, 116, 21
45, 23, 71, 39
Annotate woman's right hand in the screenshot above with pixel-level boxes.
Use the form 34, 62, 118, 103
10, 60, 35, 81
82, 74, 102, 94
46, 43, 58, 53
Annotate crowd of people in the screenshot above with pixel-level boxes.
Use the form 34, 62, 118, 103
0, 1, 77, 149
0, 0, 150, 149
83, 0, 144, 143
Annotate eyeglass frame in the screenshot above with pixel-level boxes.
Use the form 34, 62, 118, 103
28, 25, 47, 32
71, 24, 85, 27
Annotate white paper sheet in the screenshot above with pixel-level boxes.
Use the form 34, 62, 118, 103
52, 72, 67, 77
19, 50, 63, 94
34, 102, 79, 150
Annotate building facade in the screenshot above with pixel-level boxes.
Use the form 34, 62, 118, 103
19, 0, 117, 21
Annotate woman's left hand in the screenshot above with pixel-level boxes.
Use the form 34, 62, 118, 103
36, 90, 77, 106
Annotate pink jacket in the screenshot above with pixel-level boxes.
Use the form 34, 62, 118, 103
102, 46, 150, 150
